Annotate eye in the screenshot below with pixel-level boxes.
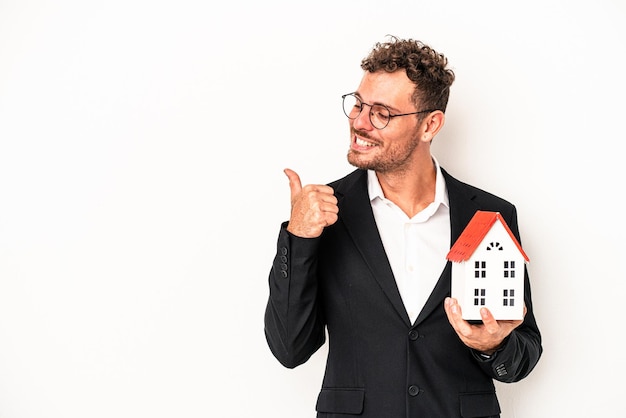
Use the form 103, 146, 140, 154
372, 106, 390, 122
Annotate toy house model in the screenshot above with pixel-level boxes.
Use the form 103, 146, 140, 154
447, 211, 529, 321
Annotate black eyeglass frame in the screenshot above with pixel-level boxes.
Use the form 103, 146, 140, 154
341, 93, 436, 129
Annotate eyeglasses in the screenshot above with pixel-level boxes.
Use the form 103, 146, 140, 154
341, 93, 435, 130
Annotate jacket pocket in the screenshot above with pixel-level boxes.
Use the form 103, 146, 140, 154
459, 391, 501, 417
316, 387, 365, 414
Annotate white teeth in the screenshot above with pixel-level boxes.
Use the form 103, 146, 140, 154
356, 137, 375, 147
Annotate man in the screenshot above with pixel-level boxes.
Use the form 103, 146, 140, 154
264, 36, 542, 417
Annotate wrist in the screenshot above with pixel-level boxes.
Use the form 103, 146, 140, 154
476, 339, 507, 359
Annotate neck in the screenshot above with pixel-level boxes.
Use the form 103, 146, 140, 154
376, 157, 437, 218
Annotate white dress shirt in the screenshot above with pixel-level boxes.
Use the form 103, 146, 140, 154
368, 157, 450, 324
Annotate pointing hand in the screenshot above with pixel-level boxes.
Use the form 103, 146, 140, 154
284, 168, 339, 238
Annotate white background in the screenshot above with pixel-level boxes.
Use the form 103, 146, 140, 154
1, 1, 625, 417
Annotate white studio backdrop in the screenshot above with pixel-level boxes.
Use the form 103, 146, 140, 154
0, 0, 624, 417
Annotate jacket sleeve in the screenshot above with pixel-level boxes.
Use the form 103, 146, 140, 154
472, 206, 543, 383
471, 265, 543, 382
264, 222, 326, 369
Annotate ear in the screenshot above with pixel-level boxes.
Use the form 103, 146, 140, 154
421, 111, 445, 143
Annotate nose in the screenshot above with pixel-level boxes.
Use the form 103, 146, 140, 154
352, 105, 374, 131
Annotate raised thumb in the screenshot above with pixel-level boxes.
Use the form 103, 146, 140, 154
284, 168, 302, 197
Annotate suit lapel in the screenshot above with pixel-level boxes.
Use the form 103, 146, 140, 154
414, 168, 482, 326
333, 168, 482, 327
334, 170, 411, 325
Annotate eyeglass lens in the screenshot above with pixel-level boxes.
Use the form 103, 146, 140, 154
342, 94, 391, 129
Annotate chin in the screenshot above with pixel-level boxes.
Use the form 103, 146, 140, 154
347, 152, 375, 171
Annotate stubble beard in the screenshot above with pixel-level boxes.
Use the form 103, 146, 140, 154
347, 129, 421, 174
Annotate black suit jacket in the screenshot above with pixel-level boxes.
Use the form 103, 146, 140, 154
265, 168, 542, 418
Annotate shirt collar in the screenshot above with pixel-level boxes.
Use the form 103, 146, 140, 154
367, 156, 449, 208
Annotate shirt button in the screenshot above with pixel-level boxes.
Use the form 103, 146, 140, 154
408, 385, 420, 396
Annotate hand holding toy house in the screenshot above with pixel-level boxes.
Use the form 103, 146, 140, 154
447, 211, 529, 321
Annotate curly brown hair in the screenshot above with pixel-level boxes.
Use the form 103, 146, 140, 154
360, 36, 455, 113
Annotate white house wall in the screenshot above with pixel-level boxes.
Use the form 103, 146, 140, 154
452, 221, 525, 321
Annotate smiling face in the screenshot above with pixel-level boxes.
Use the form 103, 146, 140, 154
346, 70, 432, 174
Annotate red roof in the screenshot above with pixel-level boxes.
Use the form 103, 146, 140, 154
446, 211, 529, 263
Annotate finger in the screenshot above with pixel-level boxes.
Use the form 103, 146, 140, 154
319, 201, 339, 214
284, 168, 302, 198
303, 184, 335, 198
479, 307, 499, 333
445, 298, 474, 336
444, 298, 462, 327
320, 190, 338, 204
324, 212, 339, 226
322, 186, 337, 198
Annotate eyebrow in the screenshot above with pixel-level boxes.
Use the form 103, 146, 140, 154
354, 92, 402, 113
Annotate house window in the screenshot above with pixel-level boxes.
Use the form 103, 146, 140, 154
474, 261, 486, 278
503, 261, 516, 278
486, 242, 504, 251
474, 288, 486, 306
503, 289, 515, 306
